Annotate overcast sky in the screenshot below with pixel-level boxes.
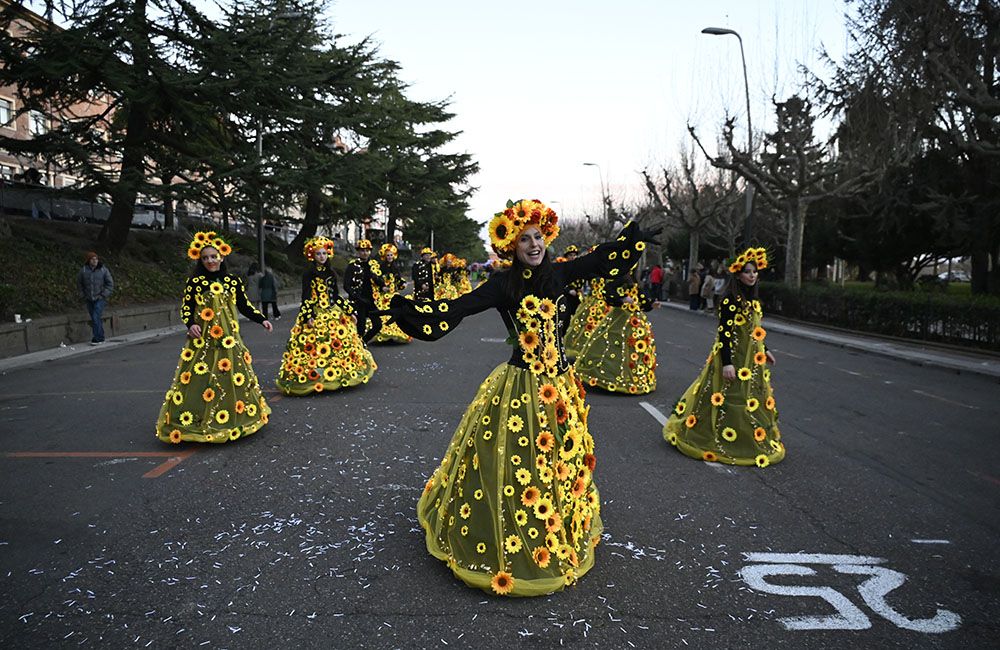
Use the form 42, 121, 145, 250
327, 0, 851, 236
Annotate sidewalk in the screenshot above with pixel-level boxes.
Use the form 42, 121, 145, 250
658, 300, 1000, 381
0, 299, 300, 374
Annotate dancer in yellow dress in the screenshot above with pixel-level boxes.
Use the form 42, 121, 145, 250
381, 199, 661, 596
276, 237, 376, 395
372, 243, 412, 344
574, 278, 658, 394
156, 232, 273, 444
663, 247, 784, 466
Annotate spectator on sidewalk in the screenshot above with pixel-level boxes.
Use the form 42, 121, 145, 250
688, 263, 703, 310
649, 262, 664, 301
246, 262, 263, 310
713, 265, 727, 310
259, 266, 281, 320
701, 266, 717, 311
78, 251, 114, 345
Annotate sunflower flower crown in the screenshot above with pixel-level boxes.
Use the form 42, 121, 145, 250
356, 239, 372, 250
187, 231, 232, 260
379, 243, 398, 259
564, 244, 579, 255
728, 247, 768, 273
303, 236, 335, 261
420, 246, 433, 256
488, 199, 560, 259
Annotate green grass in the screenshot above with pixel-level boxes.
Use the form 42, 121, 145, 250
0, 218, 297, 320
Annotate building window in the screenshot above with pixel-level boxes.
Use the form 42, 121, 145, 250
0, 98, 13, 128
0, 164, 13, 180
29, 111, 48, 136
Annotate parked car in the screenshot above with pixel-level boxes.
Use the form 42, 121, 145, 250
937, 271, 970, 282
132, 203, 165, 229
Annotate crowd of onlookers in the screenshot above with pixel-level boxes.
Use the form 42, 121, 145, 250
640, 260, 728, 311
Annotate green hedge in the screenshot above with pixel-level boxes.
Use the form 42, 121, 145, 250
762, 282, 1000, 352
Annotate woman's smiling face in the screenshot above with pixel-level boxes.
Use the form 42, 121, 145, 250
515, 226, 546, 268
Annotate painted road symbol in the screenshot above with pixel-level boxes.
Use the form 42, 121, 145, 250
739, 552, 961, 633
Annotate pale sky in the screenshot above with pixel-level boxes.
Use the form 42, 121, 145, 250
327, 0, 851, 235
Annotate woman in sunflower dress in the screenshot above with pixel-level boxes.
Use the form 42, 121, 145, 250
456, 258, 473, 295
382, 199, 659, 597
574, 279, 658, 394
663, 247, 784, 467
276, 237, 377, 395
372, 243, 412, 344
563, 276, 608, 359
156, 233, 273, 444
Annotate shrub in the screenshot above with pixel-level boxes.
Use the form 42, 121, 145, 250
762, 282, 1000, 351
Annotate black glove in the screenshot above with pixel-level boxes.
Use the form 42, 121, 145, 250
637, 225, 663, 244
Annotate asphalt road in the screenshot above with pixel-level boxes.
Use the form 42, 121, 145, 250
1, 304, 997, 649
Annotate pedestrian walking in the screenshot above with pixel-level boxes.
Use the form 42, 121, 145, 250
276, 237, 376, 395
688, 263, 703, 310
648, 262, 664, 302
701, 266, 716, 311
380, 198, 661, 597
155, 232, 273, 444
78, 251, 114, 345
245, 262, 263, 307
663, 247, 784, 467
258, 267, 281, 320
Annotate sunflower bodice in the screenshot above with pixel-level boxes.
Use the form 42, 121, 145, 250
181, 272, 264, 329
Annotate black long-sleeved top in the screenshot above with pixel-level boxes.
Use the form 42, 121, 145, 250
181, 270, 264, 328
386, 223, 646, 374
344, 257, 384, 304
412, 259, 435, 300
299, 264, 352, 322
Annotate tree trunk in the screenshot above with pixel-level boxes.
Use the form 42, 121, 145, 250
783, 201, 807, 288
98, 0, 150, 253
100, 102, 149, 251
687, 229, 700, 276
970, 249, 989, 295
160, 173, 174, 230
286, 186, 322, 255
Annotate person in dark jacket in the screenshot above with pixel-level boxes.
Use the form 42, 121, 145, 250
258, 267, 281, 320
344, 239, 385, 339
78, 251, 114, 345
411, 246, 436, 300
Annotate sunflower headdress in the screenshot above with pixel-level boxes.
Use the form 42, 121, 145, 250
356, 239, 372, 251
187, 231, 232, 260
564, 245, 579, 255
420, 246, 434, 256
379, 243, 398, 259
303, 236, 335, 261
728, 247, 768, 274
488, 199, 560, 259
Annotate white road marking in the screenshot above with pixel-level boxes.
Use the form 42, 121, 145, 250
740, 552, 962, 633
743, 552, 885, 565
911, 389, 979, 410
638, 401, 668, 426
910, 539, 951, 545
835, 367, 864, 377
782, 351, 804, 359
739, 564, 871, 630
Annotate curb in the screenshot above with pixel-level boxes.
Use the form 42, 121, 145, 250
657, 300, 1000, 381
0, 301, 300, 374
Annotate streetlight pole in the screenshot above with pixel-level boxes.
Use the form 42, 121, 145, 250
582, 162, 608, 222
701, 26, 754, 246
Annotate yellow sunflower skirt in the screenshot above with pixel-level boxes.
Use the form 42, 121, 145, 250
574, 306, 657, 395
275, 301, 377, 396
417, 363, 603, 597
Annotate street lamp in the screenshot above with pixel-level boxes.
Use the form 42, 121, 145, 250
582, 162, 608, 221
701, 26, 755, 246
255, 11, 305, 272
